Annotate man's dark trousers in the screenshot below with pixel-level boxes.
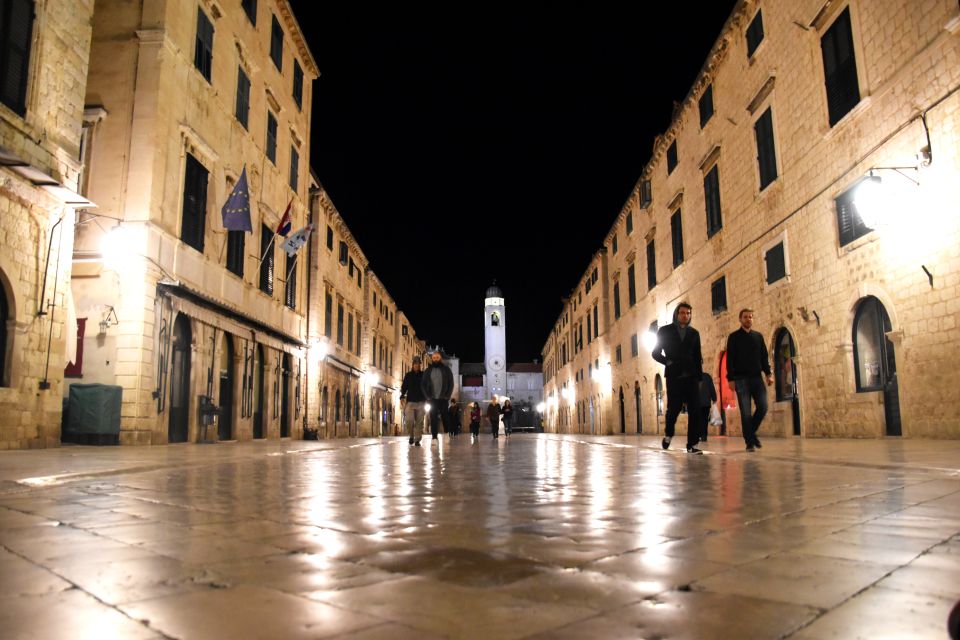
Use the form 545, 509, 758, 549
428, 400, 450, 438
734, 376, 768, 444
664, 377, 701, 449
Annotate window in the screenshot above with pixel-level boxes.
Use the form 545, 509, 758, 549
853, 296, 893, 392
355, 319, 362, 355
241, 0, 256, 24
639, 179, 652, 209
347, 313, 354, 351
711, 276, 727, 314
666, 140, 678, 174
670, 209, 684, 268
613, 281, 621, 319
259, 224, 274, 295
226, 229, 244, 277
765, 241, 787, 284
235, 67, 250, 129
615, 345, 622, 364
194, 8, 213, 82
284, 253, 297, 309
625, 212, 633, 235
337, 303, 344, 345
821, 8, 860, 127
611, 234, 618, 254
755, 107, 778, 190
587, 315, 592, 344
704, 164, 723, 236
326, 226, 333, 250
270, 15, 283, 70
266, 112, 278, 164
324, 292, 332, 338
357, 269, 362, 288
630, 334, 639, 358
180, 153, 208, 253
646, 239, 657, 289
835, 180, 873, 246
699, 85, 714, 128
593, 305, 599, 338
0, 0, 35, 115
746, 9, 764, 57
338, 241, 348, 265
293, 59, 303, 109
289, 146, 299, 192
627, 263, 637, 306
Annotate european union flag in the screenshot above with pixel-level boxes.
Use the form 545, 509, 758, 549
221, 167, 252, 232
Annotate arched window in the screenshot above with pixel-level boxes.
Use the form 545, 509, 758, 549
655, 374, 664, 416
344, 392, 351, 424
491, 312, 500, 327
853, 296, 893, 392
774, 328, 796, 402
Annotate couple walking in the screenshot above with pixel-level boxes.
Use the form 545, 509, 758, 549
480, 396, 514, 440
652, 303, 772, 453
399, 351, 456, 445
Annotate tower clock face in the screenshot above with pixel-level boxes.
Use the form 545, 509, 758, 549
488, 356, 504, 371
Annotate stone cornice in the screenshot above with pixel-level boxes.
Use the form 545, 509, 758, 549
277, 1, 320, 77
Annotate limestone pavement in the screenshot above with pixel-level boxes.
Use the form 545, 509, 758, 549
0, 434, 958, 639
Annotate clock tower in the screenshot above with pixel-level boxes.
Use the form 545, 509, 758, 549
484, 283, 506, 399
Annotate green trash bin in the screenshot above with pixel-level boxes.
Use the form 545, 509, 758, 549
64, 384, 122, 445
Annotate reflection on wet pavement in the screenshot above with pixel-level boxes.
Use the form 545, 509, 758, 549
0, 434, 958, 639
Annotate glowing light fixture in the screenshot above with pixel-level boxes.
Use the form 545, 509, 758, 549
642, 331, 658, 352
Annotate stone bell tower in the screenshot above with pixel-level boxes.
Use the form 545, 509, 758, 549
484, 282, 506, 399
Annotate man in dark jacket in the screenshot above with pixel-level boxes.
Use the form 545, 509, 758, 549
420, 350, 454, 442
651, 302, 704, 454
400, 356, 426, 446
726, 308, 772, 451
698, 372, 718, 442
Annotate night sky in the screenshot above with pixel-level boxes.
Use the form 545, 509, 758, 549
288, 2, 738, 363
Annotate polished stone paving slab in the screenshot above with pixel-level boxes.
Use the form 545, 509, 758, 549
0, 434, 958, 639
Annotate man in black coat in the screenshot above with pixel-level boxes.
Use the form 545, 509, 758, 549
725, 308, 772, 451
400, 356, 427, 446
420, 350, 454, 442
651, 302, 704, 454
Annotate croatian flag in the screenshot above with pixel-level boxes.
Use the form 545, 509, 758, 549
275, 199, 293, 237
221, 167, 253, 232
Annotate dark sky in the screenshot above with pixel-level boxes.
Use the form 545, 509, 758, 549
288, 2, 738, 363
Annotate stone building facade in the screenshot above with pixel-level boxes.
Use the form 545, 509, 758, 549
544, 0, 960, 440
70, 0, 318, 444
305, 178, 426, 439
0, 0, 95, 448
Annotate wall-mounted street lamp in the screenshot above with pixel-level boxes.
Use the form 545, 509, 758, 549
101, 224, 135, 272
641, 331, 658, 352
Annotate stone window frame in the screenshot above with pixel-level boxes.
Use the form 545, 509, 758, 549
761, 230, 791, 293
815, 3, 867, 130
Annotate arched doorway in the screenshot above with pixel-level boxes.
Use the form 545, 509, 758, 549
774, 328, 801, 436
335, 389, 341, 436
168, 314, 191, 443
853, 296, 901, 435
0, 281, 8, 386
654, 375, 664, 418
253, 345, 265, 439
588, 397, 595, 434
618, 387, 625, 434
218, 334, 234, 440
344, 389, 352, 436
280, 353, 291, 437
634, 382, 642, 434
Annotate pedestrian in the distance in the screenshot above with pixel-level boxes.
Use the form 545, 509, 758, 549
651, 301, 705, 454
725, 308, 773, 451
698, 371, 718, 442
469, 402, 482, 440
486, 395, 502, 439
420, 350, 454, 443
448, 398, 462, 437
501, 399, 514, 437
400, 356, 426, 446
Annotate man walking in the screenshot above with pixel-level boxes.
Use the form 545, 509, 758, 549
651, 302, 704, 454
420, 350, 454, 443
726, 308, 773, 451
400, 356, 426, 446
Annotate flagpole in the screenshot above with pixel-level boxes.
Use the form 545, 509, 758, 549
255, 232, 278, 272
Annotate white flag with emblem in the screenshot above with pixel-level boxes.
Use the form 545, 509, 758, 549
281, 224, 314, 257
